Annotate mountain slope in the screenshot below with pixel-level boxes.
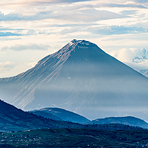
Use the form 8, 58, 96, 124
140, 69, 148, 78
29, 110, 62, 121
0, 99, 51, 131
0, 99, 87, 132
87, 116, 148, 129
1, 39, 148, 120
1, 99, 140, 132
30, 107, 90, 123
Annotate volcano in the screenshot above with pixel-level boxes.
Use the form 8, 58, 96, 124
1, 39, 148, 120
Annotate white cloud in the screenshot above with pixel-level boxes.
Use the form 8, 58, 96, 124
0, 61, 15, 71
110, 48, 138, 62
25, 61, 37, 67
0, 0, 91, 10
110, 48, 148, 71
0, 0, 147, 78
2, 44, 50, 51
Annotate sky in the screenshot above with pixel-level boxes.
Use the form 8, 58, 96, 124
0, 0, 148, 78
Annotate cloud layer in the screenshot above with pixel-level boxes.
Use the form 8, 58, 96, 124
0, 0, 148, 77
2, 44, 49, 51
110, 48, 148, 71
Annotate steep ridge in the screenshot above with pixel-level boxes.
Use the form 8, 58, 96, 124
0, 39, 148, 120
30, 107, 90, 124
0, 39, 78, 108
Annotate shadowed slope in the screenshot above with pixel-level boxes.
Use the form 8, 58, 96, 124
0, 100, 85, 132
87, 116, 148, 129
0, 39, 148, 120
30, 107, 90, 123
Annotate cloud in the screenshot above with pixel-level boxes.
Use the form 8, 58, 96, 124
2, 44, 50, 51
0, 27, 36, 37
0, 61, 15, 71
110, 48, 138, 62
0, 11, 49, 21
0, 0, 147, 79
25, 61, 37, 67
110, 48, 148, 71
53, 9, 124, 22
134, 0, 148, 3
90, 25, 148, 35
0, 27, 23, 31
104, 3, 147, 9
0, 0, 147, 10
120, 10, 138, 15
0, 32, 22, 37
0, 1, 144, 24
0, 7, 124, 22
29, 0, 91, 4
0, 0, 91, 9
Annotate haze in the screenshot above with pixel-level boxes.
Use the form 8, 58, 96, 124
0, 0, 148, 77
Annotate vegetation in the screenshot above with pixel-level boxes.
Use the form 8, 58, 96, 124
0, 128, 148, 147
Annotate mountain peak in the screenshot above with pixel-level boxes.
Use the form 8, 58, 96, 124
70, 39, 94, 46
1, 40, 148, 121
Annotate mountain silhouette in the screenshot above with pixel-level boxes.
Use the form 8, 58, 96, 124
0, 99, 83, 131
30, 107, 90, 124
0, 39, 148, 120
87, 116, 148, 129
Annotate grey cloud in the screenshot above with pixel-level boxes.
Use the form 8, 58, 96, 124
104, 3, 147, 8
0, 27, 23, 31
2, 44, 50, 51
26, 29, 36, 35
0, 0, 91, 8
50, 23, 148, 37
134, 0, 148, 3
3, 64, 15, 70
44, 0, 90, 3
60, 28, 79, 34
53, 9, 124, 22
31, 0, 91, 4
120, 10, 138, 16
0, 62, 15, 71
0, 11, 52, 21
0, 27, 36, 37
59, 0, 90, 2
0, 31, 22, 37
14, 0, 91, 7
0, 8, 124, 22
90, 25, 148, 35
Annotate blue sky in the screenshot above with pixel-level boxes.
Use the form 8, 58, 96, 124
0, 0, 148, 77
